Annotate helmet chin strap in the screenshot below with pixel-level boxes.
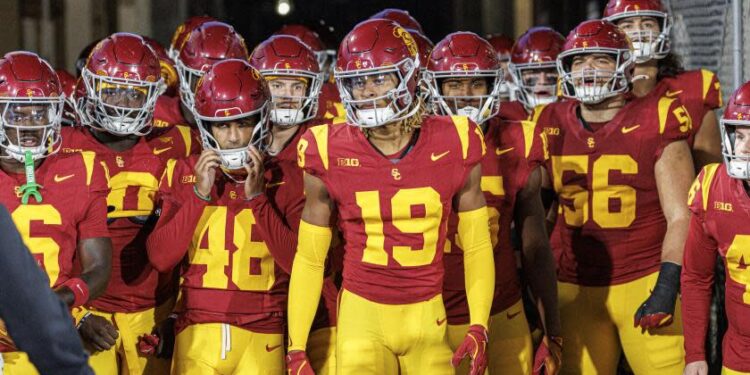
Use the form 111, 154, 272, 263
20, 150, 42, 204
631, 74, 650, 82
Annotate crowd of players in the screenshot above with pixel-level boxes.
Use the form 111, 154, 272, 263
0, 0, 747, 374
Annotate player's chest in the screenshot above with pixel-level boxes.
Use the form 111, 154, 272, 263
101, 153, 164, 218
546, 125, 656, 191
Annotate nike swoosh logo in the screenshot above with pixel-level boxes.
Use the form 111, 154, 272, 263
621, 125, 640, 134
496, 147, 514, 156
436, 317, 447, 326
54, 174, 75, 183
431, 151, 450, 162
265, 344, 282, 352
507, 310, 521, 320
666, 90, 683, 97
265, 181, 285, 188
153, 147, 172, 155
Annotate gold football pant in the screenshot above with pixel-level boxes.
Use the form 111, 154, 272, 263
723, 366, 750, 374
335, 289, 453, 375
447, 299, 533, 375
558, 271, 685, 375
87, 302, 172, 375
172, 323, 283, 375
307, 326, 336, 375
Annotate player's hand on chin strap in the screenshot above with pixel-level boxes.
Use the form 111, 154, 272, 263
533, 335, 563, 375
194, 149, 222, 198
243, 146, 264, 201
683, 360, 709, 375
634, 262, 681, 331
451, 324, 488, 375
286, 350, 315, 375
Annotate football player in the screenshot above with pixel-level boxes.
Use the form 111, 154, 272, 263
682, 82, 750, 375
145, 59, 293, 374
275, 24, 342, 122
249, 34, 339, 373
506, 27, 566, 122
533, 20, 695, 374
603, 0, 722, 170
0, 51, 112, 375
424, 31, 561, 375
64, 32, 175, 374
285, 19, 495, 375
153, 21, 249, 161
486, 34, 515, 101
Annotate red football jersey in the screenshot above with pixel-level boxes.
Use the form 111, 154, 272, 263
61, 126, 176, 312
538, 93, 690, 286
153, 156, 296, 334
0, 152, 109, 287
0, 152, 108, 352
317, 81, 344, 121
443, 116, 546, 324
499, 100, 530, 123
151, 95, 201, 159
298, 115, 485, 304
655, 69, 722, 147
682, 164, 750, 372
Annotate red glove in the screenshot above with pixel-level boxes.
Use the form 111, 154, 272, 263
451, 325, 488, 375
286, 350, 315, 375
137, 333, 160, 356
533, 335, 563, 375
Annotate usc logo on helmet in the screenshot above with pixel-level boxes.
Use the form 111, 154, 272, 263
393, 26, 419, 58
25, 89, 34, 97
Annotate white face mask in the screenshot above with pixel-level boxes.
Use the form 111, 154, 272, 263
728, 160, 750, 180
355, 107, 396, 127
457, 106, 481, 123
216, 147, 249, 171
526, 94, 556, 109
631, 41, 656, 63
270, 108, 305, 126
573, 83, 613, 105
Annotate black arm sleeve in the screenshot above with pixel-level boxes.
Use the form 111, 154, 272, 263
0, 205, 93, 375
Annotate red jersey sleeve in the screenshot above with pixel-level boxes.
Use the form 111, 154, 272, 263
699, 69, 722, 110
146, 158, 208, 272
522, 118, 548, 172
681, 163, 721, 363
451, 116, 485, 168
76, 151, 110, 240
297, 124, 330, 180
687, 164, 722, 219
654, 94, 691, 160
681, 213, 718, 363
244, 194, 298, 274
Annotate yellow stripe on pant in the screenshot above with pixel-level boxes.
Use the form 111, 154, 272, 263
87, 302, 172, 375
558, 271, 685, 375
172, 323, 283, 375
447, 299, 533, 375
723, 366, 750, 375
335, 289, 454, 375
